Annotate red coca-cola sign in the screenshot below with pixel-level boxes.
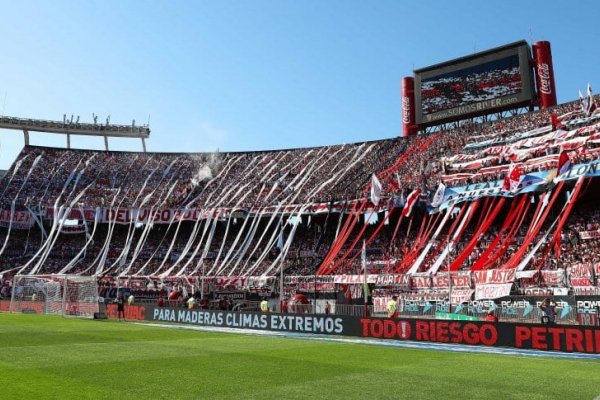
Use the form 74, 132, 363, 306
533, 41, 557, 108
402, 96, 411, 124
537, 63, 552, 95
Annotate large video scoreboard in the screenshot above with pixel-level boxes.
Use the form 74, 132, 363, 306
414, 41, 535, 126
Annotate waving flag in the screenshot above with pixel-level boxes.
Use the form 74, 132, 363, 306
551, 113, 564, 130
502, 164, 522, 192
402, 189, 420, 217
587, 83, 597, 115
431, 182, 446, 207
370, 174, 382, 206
557, 150, 572, 177
579, 89, 587, 113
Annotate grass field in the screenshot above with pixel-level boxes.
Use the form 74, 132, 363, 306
1, 313, 600, 400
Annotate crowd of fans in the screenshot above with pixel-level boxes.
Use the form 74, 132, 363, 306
0, 97, 600, 301
0, 138, 411, 212
1, 192, 599, 280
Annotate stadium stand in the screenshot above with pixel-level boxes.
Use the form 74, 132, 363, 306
1, 96, 599, 310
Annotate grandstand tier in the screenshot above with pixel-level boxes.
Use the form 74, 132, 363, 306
1, 96, 599, 313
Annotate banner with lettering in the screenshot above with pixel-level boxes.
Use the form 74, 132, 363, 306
0, 210, 35, 230
435, 158, 600, 210
474, 283, 513, 300
579, 230, 600, 240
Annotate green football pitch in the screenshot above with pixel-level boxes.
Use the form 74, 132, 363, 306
1, 313, 600, 400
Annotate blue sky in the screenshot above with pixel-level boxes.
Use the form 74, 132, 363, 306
0, 0, 598, 169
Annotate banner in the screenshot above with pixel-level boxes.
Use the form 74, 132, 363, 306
580, 230, 600, 240
540, 269, 566, 286
568, 263, 595, 287
59, 224, 87, 234
431, 272, 472, 289
475, 283, 513, 300
450, 288, 475, 305
36, 199, 389, 226
410, 275, 431, 289
463, 125, 553, 150
0, 209, 35, 229
435, 158, 600, 210
473, 269, 516, 285
330, 274, 410, 286
102, 305, 600, 354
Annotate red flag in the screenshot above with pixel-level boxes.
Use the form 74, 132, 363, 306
502, 173, 510, 191
551, 113, 563, 130
557, 150, 571, 177
402, 189, 420, 217
502, 164, 521, 192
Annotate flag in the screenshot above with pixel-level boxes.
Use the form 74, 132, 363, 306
557, 150, 572, 177
277, 228, 284, 250
393, 190, 405, 208
550, 113, 563, 130
370, 174, 382, 206
579, 89, 587, 113
587, 83, 597, 115
361, 240, 366, 268
364, 210, 379, 225
402, 189, 420, 217
431, 182, 446, 207
509, 165, 522, 192
361, 240, 368, 300
502, 164, 522, 192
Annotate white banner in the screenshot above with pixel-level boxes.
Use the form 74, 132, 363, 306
474, 283, 512, 300
450, 288, 475, 305
330, 274, 410, 286
472, 269, 516, 285
580, 230, 600, 240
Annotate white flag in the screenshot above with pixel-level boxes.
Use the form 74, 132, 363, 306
370, 174, 382, 206
361, 240, 367, 271
431, 182, 446, 207
579, 89, 588, 114
587, 83, 597, 115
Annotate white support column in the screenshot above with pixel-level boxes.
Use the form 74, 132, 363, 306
23, 129, 30, 146
66, 133, 71, 149
104, 136, 109, 151
141, 137, 147, 153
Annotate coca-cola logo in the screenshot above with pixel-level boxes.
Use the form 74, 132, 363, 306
402, 96, 411, 124
537, 63, 552, 95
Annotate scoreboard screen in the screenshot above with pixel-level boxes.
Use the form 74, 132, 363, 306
415, 41, 534, 126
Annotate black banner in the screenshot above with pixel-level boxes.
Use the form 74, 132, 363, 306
109, 305, 600, 354
149, 307, 352, 336
358, 318, 600, 354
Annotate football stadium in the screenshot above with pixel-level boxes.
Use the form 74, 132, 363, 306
1, 2, 600, 399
